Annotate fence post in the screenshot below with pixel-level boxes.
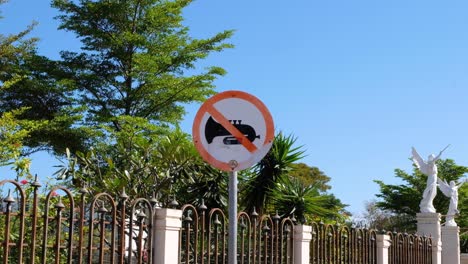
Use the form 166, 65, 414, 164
441, 225, 460, 264
416, 213, 442, 264
153, 208, 183, 264
376, 234, 391, 264
293, 225, 312, 264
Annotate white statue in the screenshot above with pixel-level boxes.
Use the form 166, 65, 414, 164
438, 178, 464, 226
411, 146, 448, 213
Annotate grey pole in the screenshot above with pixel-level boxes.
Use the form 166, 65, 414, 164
228, 161, 238, 264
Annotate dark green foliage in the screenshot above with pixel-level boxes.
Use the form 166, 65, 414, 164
55, 125, 229, 208
52, 0, 233, 129
241, 133, 305, 215
461, 231, 468, 253
175, 163, 228, 210
289, 162, 331, 192
0, 5, 91, 154
1, 1, 349, 226
270, 175, 347, 224
240, 132, 348, 223
0, 8, 38, 165
1, 0, 233, 155
359, 200, 416, 232
0, 2, 66, 173
0, 54, 91, 153
374, 159, 468, 232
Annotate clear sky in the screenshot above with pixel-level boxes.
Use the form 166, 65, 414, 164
1, 0, 468, 216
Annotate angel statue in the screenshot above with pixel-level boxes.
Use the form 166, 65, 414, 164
438, 178, 464, 226
411, 146, 448, 213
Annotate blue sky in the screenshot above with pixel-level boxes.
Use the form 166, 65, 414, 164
1, 0, 468, 215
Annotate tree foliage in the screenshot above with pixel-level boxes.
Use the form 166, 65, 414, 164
240, 133, 347, 223
55, 128, 346, 223
0, 4, 37, 81
54, 118, 228, 209
289, 162, 331, 192
0, 110, 34, 174
1, 0, 234, 155
374, 159, 468, 231
1, 0, 348, 225
241, 133, 305, 215
357, 200, 415, 231
270, 175, 347, 224
0, 54, 91, 154
51, 0, 233, 131
0, 2, 89, 154
0, 3, 44, 174
55, 123, 220, 205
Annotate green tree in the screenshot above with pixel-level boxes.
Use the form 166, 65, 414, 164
0, 1, 45, 174
241, 133, 305, 215
0, 0, 37, 84
15, 0, 234, 206
239, 132, 348, 223
51, 0, 233, 135
270, 175, 347, 224
1, 0, 233, 155
289, 162, 331, 192
0, 52, 91, 154
356, 200, 415, 231
0, 110, 32, 173
55, 124, 229, 208
175, 162, 227, 209
0, 0, 90, 155
374, 158, 468, 231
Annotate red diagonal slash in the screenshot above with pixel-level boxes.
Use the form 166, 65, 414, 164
206, 104, 258, 153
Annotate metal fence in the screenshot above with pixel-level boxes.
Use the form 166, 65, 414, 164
179, 204, 295, 264
309, 222, 377, 264
1, 179, 436, 264
387, 231, 432, 264
307, 220, 433, 264
0, 179, 154, 264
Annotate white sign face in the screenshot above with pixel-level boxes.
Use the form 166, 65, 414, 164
193, 90, 274, 171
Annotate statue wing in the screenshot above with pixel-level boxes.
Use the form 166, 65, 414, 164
437, 178, 451, 197
411, 147, 424, 169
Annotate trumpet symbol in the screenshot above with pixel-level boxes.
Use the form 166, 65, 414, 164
205, 116, 260, 145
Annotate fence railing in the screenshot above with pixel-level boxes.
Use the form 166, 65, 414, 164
387, 231, 432, 264
0, 179, 154, 264
308, 222, 377, 264
179, 204, 295, 264
0, 179, 439, 264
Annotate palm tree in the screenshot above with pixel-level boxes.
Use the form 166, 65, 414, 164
241, 132, 305, 215
270, 176, 347, 224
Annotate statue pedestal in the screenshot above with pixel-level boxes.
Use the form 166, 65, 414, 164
417, 213, 441, 264
441, 225, 460, 264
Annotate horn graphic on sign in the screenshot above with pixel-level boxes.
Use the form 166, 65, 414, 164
205, 116, 260, 144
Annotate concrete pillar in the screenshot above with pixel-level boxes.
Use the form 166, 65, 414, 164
417, 213, 442, 264
441, 225, 460, 264
293, 225, 312, 264
376, 234, 391, 264
153, 208, 183, 264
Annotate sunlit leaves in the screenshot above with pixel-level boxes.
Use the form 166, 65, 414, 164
374, 159, 468, 231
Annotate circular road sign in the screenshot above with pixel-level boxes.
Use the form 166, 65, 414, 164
193, 90, 274, 171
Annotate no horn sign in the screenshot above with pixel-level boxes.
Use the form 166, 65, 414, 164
192, 90, 275, 171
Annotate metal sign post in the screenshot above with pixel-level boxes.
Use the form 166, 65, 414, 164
192, 91, 275, 264
228, 171, 237, 264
